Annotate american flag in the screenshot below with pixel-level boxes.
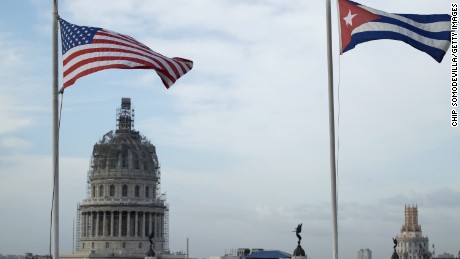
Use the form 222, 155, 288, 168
59, 18, 193, 89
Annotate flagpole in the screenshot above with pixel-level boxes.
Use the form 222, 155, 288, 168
52, 0, 60, 259
326, 0, 339, 259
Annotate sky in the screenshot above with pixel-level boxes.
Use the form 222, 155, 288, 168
0, 0, 458, 259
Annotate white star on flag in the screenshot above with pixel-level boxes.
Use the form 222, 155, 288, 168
343, 9, 357, 26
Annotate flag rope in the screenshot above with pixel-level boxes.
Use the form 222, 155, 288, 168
336, 51, 342, 217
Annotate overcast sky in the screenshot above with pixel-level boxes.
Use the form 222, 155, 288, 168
0, 1, 458, 259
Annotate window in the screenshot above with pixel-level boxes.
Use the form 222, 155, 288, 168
92, 185, 96, 198
139, 242, 142, 248
109, 185, 115, 197
122, 185, 128, 197
99, 185, 104, 197
145, 186, 149, 198
109, 157, 116, 169
121, 150, 129, 169
92, 242, 95, 249
106, 242, 109, 248
122, 242, 126, 248
135, 185, 140, 197
142, 152, 148, 170
133, 152, 140, 169
99, 157, 106, 169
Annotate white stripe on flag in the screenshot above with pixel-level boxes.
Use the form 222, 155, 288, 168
63, 47, 168, 73
63, 44, 180, 79
360, 5, 451, 33
352, 22, 451, 50
63, 60, 146, 84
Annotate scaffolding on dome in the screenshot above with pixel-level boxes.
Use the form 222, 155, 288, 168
70, 98, 172, 257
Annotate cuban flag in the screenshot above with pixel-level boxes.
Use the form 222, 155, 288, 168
339, 0, 451, 63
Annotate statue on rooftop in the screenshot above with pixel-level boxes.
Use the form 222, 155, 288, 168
391, 237, 400, 259
292, 223, 306, 257
147, 231, 155, 257
295, 223, 302, 244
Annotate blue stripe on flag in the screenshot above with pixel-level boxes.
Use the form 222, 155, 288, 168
396, 13, 452, 24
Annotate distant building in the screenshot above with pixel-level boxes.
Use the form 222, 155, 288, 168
210, 249, 291, 259
24, 253, 50, 259
432, 252, 459, 259
395, 205, 431, 259
358, 249, 372, 259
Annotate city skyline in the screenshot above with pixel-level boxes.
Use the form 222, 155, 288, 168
0, 1, 459, 259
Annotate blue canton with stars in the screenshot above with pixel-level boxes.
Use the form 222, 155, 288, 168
59, 18, 102, 55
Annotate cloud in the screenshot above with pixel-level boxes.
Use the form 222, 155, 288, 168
0, 33, 34, 134
0, 28, 50, 136
0, 154, 88, 254
383, 188, 460, 209
0, 136, 33, 151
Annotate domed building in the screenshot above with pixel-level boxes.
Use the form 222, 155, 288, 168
395, 205, 432, 259
63, 98, 181, 259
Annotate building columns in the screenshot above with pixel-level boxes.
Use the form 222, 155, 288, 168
81, 212, 86, 237
110, 211, 114, 237
77, 208, 165, 253
127, 211, 131, 237
118, 211, 122, 237
102, 211, 106, 237
135, 211, 139, 237
95, 211, 99, 237
142, 212, 146, 237
149, 212, 153, 237
88, 212, 93, 237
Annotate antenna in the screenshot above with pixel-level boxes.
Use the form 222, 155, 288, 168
186, 237, 189, 259
72, 217, 75, 254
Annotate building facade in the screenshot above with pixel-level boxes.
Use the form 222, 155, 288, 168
395, 205, 431, 259
70, 98, 169, 258
358, 249, 372, 259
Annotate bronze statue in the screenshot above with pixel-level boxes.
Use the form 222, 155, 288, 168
147, 231, 155, 257
391, 238, 400, 259
295, 223, 302, 245
292, 223, 305, 256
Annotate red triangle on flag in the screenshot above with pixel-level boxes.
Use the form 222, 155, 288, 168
338, 0, 380, 52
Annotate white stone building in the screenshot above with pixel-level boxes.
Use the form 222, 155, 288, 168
62, 98, 182, 259
357, 249, 372, 259
395, 205, 431, 259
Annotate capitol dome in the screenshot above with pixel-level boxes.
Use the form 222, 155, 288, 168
74, 98, 169, 257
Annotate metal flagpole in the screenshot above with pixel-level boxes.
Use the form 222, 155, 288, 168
52, 0, 60, 259
325, 0, 339, 259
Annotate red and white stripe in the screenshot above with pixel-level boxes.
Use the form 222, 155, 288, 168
62, 29, 193, 89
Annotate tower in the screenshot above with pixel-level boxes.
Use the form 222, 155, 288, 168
358, 249, 372, 259
74, 98, 168, 257
395, 205, 431, 259
402, 206, 421, 232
